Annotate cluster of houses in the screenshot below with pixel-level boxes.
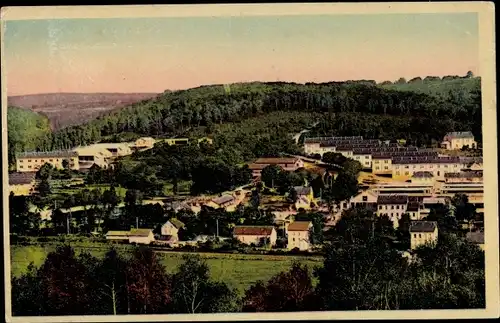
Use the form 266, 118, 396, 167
106, 217, 316, 251
13, 136, 213, 174
303, 132, 480, 181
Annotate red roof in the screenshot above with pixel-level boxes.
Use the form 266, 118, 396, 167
254, 157, 299, 165
287, 221, 312, 231
233, 226, 274, 236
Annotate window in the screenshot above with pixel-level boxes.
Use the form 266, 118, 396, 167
396, 205, 400, 209
420, 165, 424, 169
362, 196, 368, 202
379, 205, 383, 210
28, 160, 32, 162
391, 205, 394, 210
293, 238, 295, 242
28, 165, 32, 169
405, 165, 409, 169
384, 166, 389, 170
375, 166, 380, 170
49, 159, 53, 162
405, 172, 409, 175
396, 171, 400, 175
413, 233, 417, 238
384, 160, 389, 164
34, 160, 38, 162
419, 234, 422, 238
444, 165, 448, 168
19, 166, 23, 169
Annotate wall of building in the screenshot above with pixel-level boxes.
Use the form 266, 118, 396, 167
287, 230, 310, 250
410, 230, 438, 249
236, 231, 277, 246
17, 156, 79, 172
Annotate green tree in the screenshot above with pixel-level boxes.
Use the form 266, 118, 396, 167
260, 165, 283, 188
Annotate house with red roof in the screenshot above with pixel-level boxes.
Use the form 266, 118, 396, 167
233, 225, 277, 247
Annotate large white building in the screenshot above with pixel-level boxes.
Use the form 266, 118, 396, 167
441, 131, 477, 150
16, 150, 79, 172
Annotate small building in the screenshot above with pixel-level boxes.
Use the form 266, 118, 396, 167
287, 221, 313, 251
406, 201, 423, 221
9, 172, 36, 196
128, 228, 155, 244
377, 195, 409, 228
409, 221, 438, 250
339, 189, 378, 211
105, 228, 155, 244
164, 138, 189, 146
87, 143, 133, 157
233, 225, 277, 247
411, 171, 435, 185
16, 150, 79, 172
161, 218, 185, 241
248, 157, 304, 177
207, 195, 238, 210
293, 186, 314, 210
441, 131, 477, 150
466, 231, 485, 250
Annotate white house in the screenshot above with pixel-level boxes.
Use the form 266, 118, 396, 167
160, 218, 185, 241
409, 221, 438, 250
233, 225, 277, 247
105, 228, 155, 244
377, 195, 409, 228
441, 131, 477, 150
287, 221, 313, 251
339, 189, 378, 212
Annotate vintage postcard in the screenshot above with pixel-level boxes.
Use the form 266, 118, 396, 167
1, 2, 498, 322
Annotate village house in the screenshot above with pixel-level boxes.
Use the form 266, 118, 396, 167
9, 172, 37, 196
105, 228, 155, 244
409, 221, 438, 250
339, 189, 378, 212
293, 186, 314, 210
206, 194, 240, 211
466, 231, 485, 251
376, 195, 409, 228
406, 200, 424, 221
233, 225, 277, 247
73, 146, 112, 170
441, 131, 477, 150
248, 157, 304, 177
86, 143, 133, 158
286, 221, 313, 251
372, 154, 393, 175
160, 218, 185, 242
16, 150, 80, 172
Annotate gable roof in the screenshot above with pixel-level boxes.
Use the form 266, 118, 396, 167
105, 230, 130, 237
233, 226, 274, 236
287, 221, 312, 231
212, 195, 235, 205
446, 131, 474, 139
129, 228, 153, 237
409, 221, 438, 233
17, 150, 78, 159
168, 218, 185, 229
9, 172, 36, 185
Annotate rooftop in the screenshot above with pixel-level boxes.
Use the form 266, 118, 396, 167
233, 225, 275, 236
392, 156, 461, 165
17, 150, 78, 159
445, 131, 474, 139
287, 221, 312, 231
129, 228, 153, 237
409, 221, 438, 233
168, 218, 185, 229
377, 195, 409, 205
445, 171, 483, 179
9, 172, 36, 185
212, 195, 235, 205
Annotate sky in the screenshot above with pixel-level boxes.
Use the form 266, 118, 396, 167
3, 13, 479, 96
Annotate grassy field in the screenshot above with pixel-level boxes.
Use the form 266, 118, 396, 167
10, 244, 322, 295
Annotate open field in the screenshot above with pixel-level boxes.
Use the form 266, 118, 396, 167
10, 244, 322, 294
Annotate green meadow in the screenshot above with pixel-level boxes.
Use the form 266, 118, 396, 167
10, 244, 322, 294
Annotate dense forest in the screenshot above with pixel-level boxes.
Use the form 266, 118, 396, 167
6, 77, 482, 164
7, 107, 52, 165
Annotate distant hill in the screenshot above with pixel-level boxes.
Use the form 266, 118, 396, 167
7, 92, 160, 130
378, 76, 481, 99
7, 106, 52, 164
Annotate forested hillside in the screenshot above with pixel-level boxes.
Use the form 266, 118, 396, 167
7, 107, 52, 165
43, 80, 482, 149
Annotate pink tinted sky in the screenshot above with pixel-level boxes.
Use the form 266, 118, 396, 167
3, 13, 479, 96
